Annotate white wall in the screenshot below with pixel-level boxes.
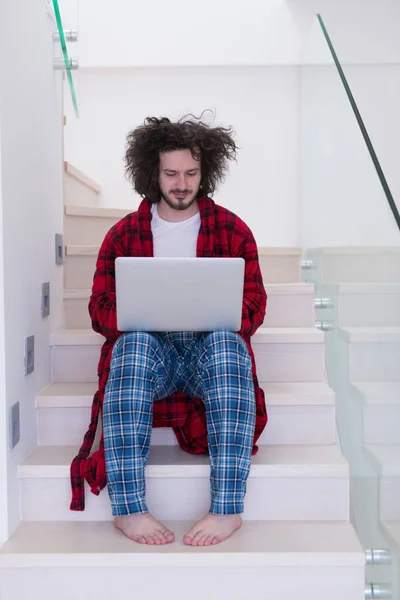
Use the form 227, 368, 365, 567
299, 63, 400, 247
59, 0, 302, 67
58, 0, 400, 67
65, 66, 299, 246
61, 0, 400, 247
0, 118, 8, 545
344, 64, 400, 216
0, 0, 64, 541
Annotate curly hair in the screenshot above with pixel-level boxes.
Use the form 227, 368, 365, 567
124, 112, 238, 203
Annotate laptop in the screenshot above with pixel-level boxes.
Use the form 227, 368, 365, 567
115, 257, 245, 332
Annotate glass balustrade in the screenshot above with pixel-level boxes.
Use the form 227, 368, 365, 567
300, 14, 400, 599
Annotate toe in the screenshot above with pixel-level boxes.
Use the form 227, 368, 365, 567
197, 535, 209, 547
150, 533, 162, 545
155, 530, 167, 544
145, 535, 155, 545
161, 529, 175, 543
134, 535, 147, 544
190, 531, 204, 546
203, 535, 214, 546
183, 527, 195, 545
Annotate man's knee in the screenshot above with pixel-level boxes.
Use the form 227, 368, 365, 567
202, 331, 251, 360
112, 331, 160, 357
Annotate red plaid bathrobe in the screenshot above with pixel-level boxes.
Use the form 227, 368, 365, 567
70, 196, 268, 511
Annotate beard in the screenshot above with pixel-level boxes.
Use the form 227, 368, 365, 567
160, 187, 200, 212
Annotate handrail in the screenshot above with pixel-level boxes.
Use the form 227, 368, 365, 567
52, 0, 79, 118
317, 13, 400, 233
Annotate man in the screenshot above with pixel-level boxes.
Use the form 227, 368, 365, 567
70, 115, 267, 547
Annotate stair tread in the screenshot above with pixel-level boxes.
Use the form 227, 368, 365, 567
382, 521, 400, 550
365, 444, 400, 476
64, 283, 316, 300
36, 381, 334, 408
325, 282, 400, 294
0, 520, 364, 568
64, 162, 101, 193
20, 444, 348, 479
65, 205, 131, 219
50, 327, 324, 346
65, 245, 303, 256
351, 382, 400, 405
339, 326, 400, 342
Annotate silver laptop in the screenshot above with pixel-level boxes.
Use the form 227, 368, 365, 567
115, 257, 245, 332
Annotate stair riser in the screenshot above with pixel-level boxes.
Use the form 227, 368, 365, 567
64, 255, 302, 289
64, 256, 96, 289
51, 342, 326, 383
380, 476, 400, 521
37, 405, 336, 446
364, 405, 400, 445
338, 293, 400, 327
64, 216, 120, 245
21, 476, 349, 521
349, 342, 400, 382
64, 175, 99, 207
64, 293, 316, 330
259, 255, 301, 283
0, 566, 365, 600
307, 254, 400, 284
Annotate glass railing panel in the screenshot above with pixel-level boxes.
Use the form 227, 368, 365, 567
52, 0, 79, 118
300, 14, 400, 599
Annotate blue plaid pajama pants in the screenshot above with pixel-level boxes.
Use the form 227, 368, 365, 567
103, 330, 256, 516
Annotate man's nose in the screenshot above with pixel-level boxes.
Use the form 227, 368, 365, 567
177, 174, 187, 189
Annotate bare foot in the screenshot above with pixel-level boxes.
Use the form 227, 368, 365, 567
183, 513, 242, 546
114, 513, 175, 545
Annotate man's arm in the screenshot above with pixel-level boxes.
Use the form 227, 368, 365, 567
237, 231, 267, 338
89, 230, 123, 343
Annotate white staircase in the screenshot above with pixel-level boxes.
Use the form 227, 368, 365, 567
0, 186, 366, 600
306, 247, 400, 597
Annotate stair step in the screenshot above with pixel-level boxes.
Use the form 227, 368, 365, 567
64, 246, 303, 289
64, 162, 101, 193
64, 283, 317, 329
0, 521, 364, 600
318, 283, 400, 327
65, 205, 130, 219
382, 520, 400, 551
351, 382, 400, 405
258, 247, 301, 283
306, 246, 400, 284
352, 382, 400, 445
64, 163, 101, 208
66, 245, 99, 255
19, 444, 349, 522
338, 327, 400, 382
365, 444, 400, 477
36, 382, 335, 446
64, 206, 132, 245
364, 445, 400, 523
49, 328, 326, 384
340, 326, 400, 343
50, 327, 324, 346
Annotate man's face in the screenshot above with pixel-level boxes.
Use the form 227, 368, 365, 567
158, 149, 201, 211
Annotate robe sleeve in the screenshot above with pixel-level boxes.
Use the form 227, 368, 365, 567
89, 230, 123, 343
237, 230, 267, 338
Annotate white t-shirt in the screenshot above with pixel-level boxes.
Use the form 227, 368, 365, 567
151, 203, 201, 257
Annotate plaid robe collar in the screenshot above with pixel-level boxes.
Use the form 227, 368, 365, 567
137, 195, 216, 257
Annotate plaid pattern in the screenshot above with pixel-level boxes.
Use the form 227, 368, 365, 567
104, 330, 255, 515
70, 196, 267, 511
